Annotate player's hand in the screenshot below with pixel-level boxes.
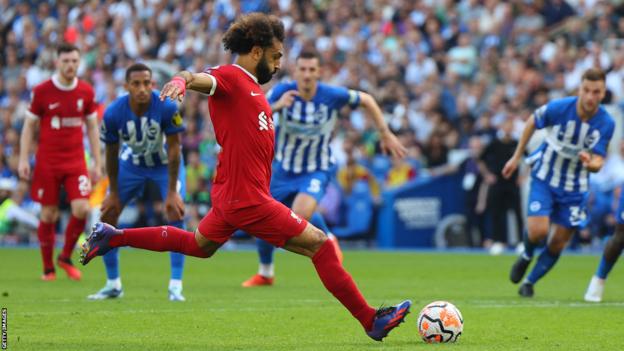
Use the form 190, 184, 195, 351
502, 157, 519, 179
379, 130, 408, 159
273, 90, 299, 110
579, 151, 592, 167
160, 77, 187, 102
101, 193, 122, 223
18, 159, 30, 180
165, 192, 185, 222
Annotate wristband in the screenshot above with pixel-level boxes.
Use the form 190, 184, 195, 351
170, 76, 187, 96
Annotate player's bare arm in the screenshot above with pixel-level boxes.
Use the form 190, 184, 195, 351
165, 133, 184, 222
18, 117, 39, 180
160, 71, 216, 102
100, 142, 122, 225
271, 90, 299, 111
358, 91, 407, 158
85, 116, 103, 182
578, 151, 605, 173
502, 114, 536, 179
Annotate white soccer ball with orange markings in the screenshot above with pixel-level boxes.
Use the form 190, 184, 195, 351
417, 301, 463, 343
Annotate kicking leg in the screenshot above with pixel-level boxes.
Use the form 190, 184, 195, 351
283, 223, 410, 341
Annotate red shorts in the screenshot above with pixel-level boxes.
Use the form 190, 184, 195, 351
31, 164, 91, 205
197, 199, 308, 247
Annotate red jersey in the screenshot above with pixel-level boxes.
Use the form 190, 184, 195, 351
26, 74, 97, 167
206, 64, 275, 209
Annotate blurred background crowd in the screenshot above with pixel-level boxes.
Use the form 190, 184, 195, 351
1, 0, 623, 251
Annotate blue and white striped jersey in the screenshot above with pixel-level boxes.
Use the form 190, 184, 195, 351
101, 91, 185, 168
527, 96, 615, 193
269, 82, 360, 174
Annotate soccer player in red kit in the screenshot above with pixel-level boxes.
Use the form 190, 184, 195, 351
80, 13, 410, 341
19, 43, 102, 281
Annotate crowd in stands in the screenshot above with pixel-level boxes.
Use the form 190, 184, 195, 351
1, 0, 624, 249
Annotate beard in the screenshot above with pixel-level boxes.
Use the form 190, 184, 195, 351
256, 56, 275, 84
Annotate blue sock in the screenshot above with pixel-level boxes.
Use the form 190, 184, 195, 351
103, 247, 120, 280
257, 239, 274, 265
526, 248, 560, 285
595, 256, 615, 279
523, 230, 537, 259
310, 212, 331, 235
169, 220, 185, 280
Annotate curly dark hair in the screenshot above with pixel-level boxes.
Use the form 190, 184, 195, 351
222, 13, 284, 54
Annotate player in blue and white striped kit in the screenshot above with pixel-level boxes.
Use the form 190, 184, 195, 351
506, 68, 615, 297
242, 51, 406, 287
87, 63, 187, 301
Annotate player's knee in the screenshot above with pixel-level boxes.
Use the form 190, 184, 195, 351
308, 227, 328, 254
40, 207, 59, 223
527, 222, 548, 240
72, 204, 90, 219
613, 226, 624, 246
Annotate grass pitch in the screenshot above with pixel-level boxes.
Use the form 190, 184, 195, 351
1, 247, 623, 350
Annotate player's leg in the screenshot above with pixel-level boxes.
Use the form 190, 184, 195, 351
88, 165, 140, 299
31, 164, 61, 280
519, 224, 575, 297
243, 171, 297, 287
57, 170, 92, 280
155, 167, 187, 301
242, 200, 409, 341
80, 207, 233, 265
585, 193, 624, 302
39, 205, 60, 280
510, 178, 552, 283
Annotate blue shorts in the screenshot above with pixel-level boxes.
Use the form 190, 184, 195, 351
270, 166, 331, 207
617, 190, 624, 225
116, 161, 186, 206
527, 176, 588, 229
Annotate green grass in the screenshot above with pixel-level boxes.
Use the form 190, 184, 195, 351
1, 248, 623, 350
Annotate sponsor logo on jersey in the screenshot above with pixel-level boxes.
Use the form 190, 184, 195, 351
258, 111, 272, 131
172, 112, 183, 127
51, 116, 61, 129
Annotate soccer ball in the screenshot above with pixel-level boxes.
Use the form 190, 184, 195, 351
417, 301, 463, 343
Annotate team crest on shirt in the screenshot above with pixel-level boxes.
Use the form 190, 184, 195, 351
172, 112, 183, 127
77, 98, 84, 111
530, 201, 541, 212
290, 211, 302, 224
51, 116, 61, 130
583, 129, 600, 149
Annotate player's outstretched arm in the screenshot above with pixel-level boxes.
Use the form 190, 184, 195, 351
358, 91, 407, 159
18, 117, 38, 180
160, 71, 216, 102
502, 114, 536, 179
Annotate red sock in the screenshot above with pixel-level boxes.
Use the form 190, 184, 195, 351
37, 221, 56, 272
312, 240, 376, 331
60, 215, 86, 260
111, 226, 210, 258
